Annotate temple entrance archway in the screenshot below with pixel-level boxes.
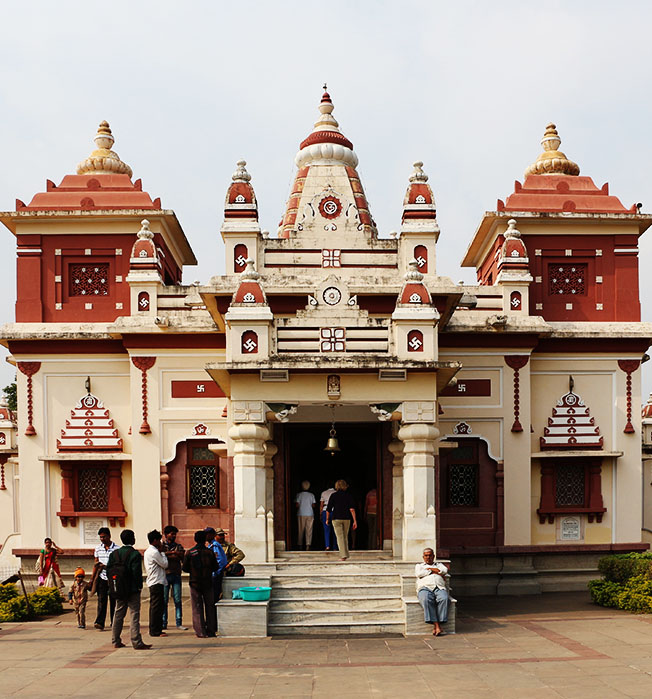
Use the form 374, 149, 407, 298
272, 419, 393, 553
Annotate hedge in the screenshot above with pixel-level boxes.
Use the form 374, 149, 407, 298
589, 553, 652, 613
0, 583, 64, 622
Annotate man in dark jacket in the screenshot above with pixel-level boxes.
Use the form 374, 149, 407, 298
109, 529, 151, 650
182, 530, 219, 638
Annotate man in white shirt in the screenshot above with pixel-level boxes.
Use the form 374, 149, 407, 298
295, 480, 316, 550
320, 485, 336, 550
415, 547, 450, 636
144, 529, 168, 638
93, 527, 119, 630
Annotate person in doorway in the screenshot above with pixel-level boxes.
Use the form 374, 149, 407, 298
182, 530, 218, 638
162, 525, 187, 631
68, 567, 91, 629
415, 547, 450, 637
216, 528, 246, 576
36, 538, 64, 589
295, 480, 316, 550
205, 526, 228, 603
144, 529, 168, 638
109, 529, 151, 650
320, 483, 337, 551
326, 479, 357, 560
93, 527, 119, 630
365, 488, 378, 550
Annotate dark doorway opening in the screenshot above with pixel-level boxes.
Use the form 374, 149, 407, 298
284, 422, 381, 551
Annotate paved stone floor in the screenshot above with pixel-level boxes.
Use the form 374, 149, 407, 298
2, 592, 652, 697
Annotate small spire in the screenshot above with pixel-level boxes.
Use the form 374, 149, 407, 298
241, 258, 260, 281
524, 123, 580, 177
77, 120, 133, 177
409, 161, 429, 183
405, 259, 424, 282
315, 86, 338, 130
504, 218, 521, 239
137, 219, 153, 239
232, 159, 251, 183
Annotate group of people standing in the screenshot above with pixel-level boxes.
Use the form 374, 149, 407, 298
39, 524, 245, 649
296, 479, 377, 559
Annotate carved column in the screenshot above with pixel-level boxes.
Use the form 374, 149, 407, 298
229, 421, 270, 563
398, 421, 439, 560
17, 362, 41, 436
264, 440, 278, 561
131, 356, 156, 434
57, 463, 76, 526
0, 454, 7, 490
388, 439, 404, 558
160, 461, 170, 527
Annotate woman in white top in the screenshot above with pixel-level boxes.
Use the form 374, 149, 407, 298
415, 547, 449, 636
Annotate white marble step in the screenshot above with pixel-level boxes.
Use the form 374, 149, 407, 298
271, 584, 401, 599
268, 620, 405, 636
269, 596, 403, 612
271, 573, 401, 587
272, 562, 414, 573
269, 608, 405, 625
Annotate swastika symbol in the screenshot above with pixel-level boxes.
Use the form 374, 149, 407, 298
408, 336, 423, 350
196, 384, 205, 393
235, 255, 247, 267
243, 338, 257, 352
416, 256, 426, 268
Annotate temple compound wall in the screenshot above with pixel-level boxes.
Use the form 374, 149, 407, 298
1, 101, 651, 593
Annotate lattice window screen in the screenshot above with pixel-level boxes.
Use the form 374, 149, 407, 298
69, 264, 110, 296
555, 464, 585, 506
78, 468, 108, 511
449, 464, 478, 506
189, 465, 217, 507
548, 264, 587, 296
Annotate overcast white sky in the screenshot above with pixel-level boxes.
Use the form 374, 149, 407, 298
1, 1, 652, 397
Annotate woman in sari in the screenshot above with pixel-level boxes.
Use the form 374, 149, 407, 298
36, 538, 64, 589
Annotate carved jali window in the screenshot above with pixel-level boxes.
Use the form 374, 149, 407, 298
555, 463, 585, 507
78, 467, 109, 511
548, 264, 587, 296
187, 444, 218, 508
69, 264, 110, 296
446, 444, 479, 507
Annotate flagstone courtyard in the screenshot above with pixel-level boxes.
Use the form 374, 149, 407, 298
1, 592, 652, 697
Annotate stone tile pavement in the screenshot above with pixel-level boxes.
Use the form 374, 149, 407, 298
2, 592, 652, 696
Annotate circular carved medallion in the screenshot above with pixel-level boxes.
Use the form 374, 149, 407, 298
322, 287, 342, 305
319, 196, 342, 220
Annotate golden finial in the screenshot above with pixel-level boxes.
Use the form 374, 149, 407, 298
77, 120, 133, 177
524, 123, 580, 177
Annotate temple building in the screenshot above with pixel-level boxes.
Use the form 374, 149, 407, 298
1, 92, 651, 598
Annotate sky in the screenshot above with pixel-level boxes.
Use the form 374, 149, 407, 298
1, 1, 652, 395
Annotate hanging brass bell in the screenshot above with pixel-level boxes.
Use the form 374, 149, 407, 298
324, 427, 340, 455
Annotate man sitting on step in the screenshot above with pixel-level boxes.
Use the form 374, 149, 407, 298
415, 547, 450, 637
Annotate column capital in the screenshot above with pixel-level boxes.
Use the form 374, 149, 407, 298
228, 422, 270, 443
398, 422, 440, 443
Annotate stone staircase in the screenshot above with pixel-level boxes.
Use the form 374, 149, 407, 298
219, 552, 456, 637
268, 565, 405, 635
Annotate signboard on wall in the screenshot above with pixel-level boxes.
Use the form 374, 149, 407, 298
559, 516, 582, 541
82, 518, 107, 546
440, 379, 491, 397
171, 381, 225, 398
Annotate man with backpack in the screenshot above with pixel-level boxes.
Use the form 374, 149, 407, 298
182, 530, 219, 638
108, 529, 151, 650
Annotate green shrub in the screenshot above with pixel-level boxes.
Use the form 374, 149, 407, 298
597, 552, 652, 584
0, 583, 20, 604
28, 587, 64, 616
615, 574, 652, 613
0, 596, 28, 622
588, 579, 622, 607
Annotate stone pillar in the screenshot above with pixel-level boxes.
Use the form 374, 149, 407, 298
388, 439, 404, 558
229, 422, 270, 563
398, 421, 439, 560
264, 440, 278, 561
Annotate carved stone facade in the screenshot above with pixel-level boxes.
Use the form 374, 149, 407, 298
1, 97, 651, 576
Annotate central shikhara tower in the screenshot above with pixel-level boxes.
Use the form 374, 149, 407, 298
1, 89, 651, 602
